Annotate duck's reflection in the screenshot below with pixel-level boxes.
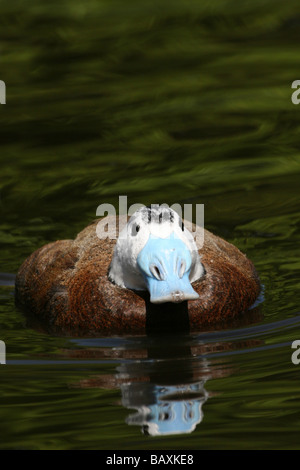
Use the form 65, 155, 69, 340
113, 333, 211, 436
71, 333, 242, 436
68, 327, 262, 436
121, 380, 208, 436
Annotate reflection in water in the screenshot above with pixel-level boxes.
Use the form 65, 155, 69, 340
114, 334, 212, 436
71, 332, 255, 436
122, 380, 208, 436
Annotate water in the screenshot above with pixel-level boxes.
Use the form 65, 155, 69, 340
1, 0, 300, 450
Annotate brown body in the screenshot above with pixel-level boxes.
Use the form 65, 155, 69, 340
15, 219, 260, 336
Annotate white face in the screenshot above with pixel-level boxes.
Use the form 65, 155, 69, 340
109, 206, 203, 291
125, 206, 196, 243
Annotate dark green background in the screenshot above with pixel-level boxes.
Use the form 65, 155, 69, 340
1, 0, 300, 450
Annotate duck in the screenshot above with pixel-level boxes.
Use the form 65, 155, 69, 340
15, 205, 260, 336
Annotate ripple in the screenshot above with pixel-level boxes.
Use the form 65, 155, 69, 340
0, 273, 16, 287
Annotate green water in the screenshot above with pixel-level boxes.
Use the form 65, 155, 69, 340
1, 0, 300, 450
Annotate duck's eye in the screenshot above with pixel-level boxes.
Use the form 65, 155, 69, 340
131, 224, 140, 236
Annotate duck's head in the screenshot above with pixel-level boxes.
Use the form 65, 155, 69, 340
108, 206, 204, 304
